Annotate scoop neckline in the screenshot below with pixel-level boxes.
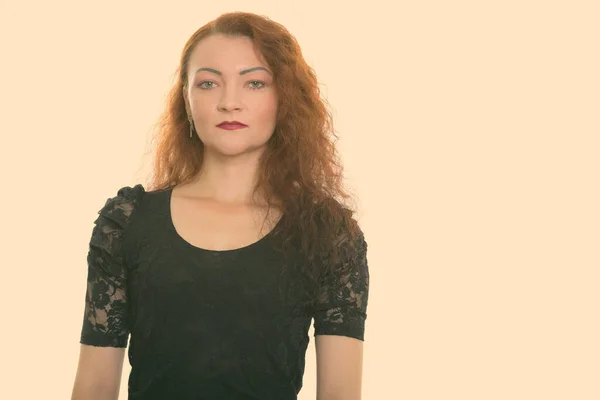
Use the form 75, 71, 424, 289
165, 185, 283, 254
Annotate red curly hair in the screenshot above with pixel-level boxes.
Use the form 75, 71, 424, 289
145, 11, 362, 304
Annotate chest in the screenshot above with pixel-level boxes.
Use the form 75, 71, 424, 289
170, 193, 281, 251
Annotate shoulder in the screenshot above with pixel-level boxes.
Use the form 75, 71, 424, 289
94, 184, 146, 229
329, 205, 366, 255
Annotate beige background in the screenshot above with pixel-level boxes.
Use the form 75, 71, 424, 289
1, 1, 599, 399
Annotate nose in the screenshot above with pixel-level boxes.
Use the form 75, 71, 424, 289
217, 86, 243, 112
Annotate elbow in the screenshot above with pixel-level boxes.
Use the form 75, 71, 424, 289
71, 381, 120, 400
317, 387, 362, 400
318, 395, 361, 400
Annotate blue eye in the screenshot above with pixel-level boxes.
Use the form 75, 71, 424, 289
196, 80, 266, 90
249, 80, 266, 89
197, 81, 215, 89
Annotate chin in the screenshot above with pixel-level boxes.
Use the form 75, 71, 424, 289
201, 131, 273, 156
207, 142, 268, 158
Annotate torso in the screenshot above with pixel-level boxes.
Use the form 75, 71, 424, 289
82, 184, 366, 399
170, 183, 283, 251
118, 185, 310, 399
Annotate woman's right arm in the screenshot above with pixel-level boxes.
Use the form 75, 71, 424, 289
71, 345, 125, 400
71, 185, 144, 399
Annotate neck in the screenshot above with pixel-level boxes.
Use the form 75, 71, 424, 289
188, 151, 265, 206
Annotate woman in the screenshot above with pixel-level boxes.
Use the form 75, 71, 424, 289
71, 11, 369, 400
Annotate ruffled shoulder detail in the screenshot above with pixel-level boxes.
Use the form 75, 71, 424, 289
80, 184, 145, 348
93, 184, 146, 229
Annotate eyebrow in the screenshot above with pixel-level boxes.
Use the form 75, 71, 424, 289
194, 66, 271, 76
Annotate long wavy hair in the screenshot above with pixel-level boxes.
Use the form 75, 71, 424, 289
145, 11, 362, 305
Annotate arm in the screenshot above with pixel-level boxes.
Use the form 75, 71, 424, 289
71, 345, 125, 400
316, 335, 363, 400
71, 186, 143, 399
313, 227, 370, 400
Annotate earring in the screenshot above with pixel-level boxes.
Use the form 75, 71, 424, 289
188, 117, 194, 138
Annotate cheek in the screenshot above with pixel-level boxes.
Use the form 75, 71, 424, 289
191, 94, 211, 109
257, 98, 279, 120
193, 104, 216, 123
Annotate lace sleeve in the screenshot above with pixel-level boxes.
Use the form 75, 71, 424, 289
79, 184, 145, 347
313, 228, 370, 341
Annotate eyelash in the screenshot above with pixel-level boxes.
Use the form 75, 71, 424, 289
196, 80, 266, 90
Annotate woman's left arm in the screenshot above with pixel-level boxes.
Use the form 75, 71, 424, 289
313, 228, 370, 400
315, 335, 364, 400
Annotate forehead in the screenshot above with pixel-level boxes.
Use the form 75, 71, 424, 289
188, 34, 267, 72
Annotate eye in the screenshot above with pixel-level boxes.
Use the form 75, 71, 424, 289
248, 80, 266, 90
196, 80, 266, 90
197, 81, 215, 89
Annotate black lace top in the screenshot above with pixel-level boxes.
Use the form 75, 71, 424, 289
79, 184, 369, 400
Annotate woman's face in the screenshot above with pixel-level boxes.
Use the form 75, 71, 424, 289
185, 34, 278, 157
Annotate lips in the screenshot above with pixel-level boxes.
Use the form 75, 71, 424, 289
217, 121, 247, 127
217, 123, 247, 131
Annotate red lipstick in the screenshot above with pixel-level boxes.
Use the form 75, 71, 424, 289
217, 121, 248, 130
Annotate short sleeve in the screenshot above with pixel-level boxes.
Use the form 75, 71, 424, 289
313, 227, 370, 341
79, 184, 145, 348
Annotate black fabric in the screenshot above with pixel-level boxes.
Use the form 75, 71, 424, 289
79, 184, 369, 400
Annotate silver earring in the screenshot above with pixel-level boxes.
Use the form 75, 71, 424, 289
188, 118, 194, 138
